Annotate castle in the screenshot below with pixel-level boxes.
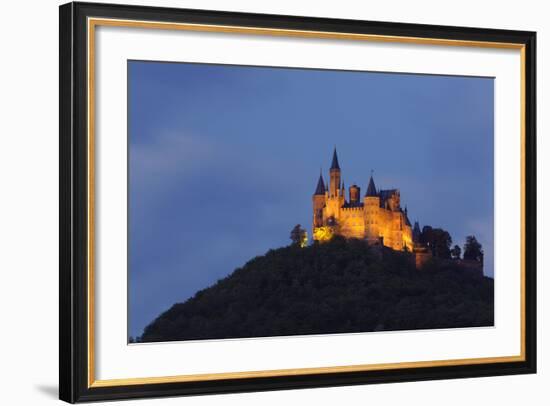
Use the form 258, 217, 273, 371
312, 148, 415, 251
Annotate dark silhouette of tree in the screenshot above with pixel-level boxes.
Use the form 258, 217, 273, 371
290, 224, 307, 247
450, 245, 462, 260
420, 225, 433, 245
463, 236, 484, 263
421, 226, 452, 258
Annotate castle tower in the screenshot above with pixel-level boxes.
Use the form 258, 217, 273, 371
349, 184, 360, 204
329, 148, 341, 197
364, 175, 381, 243
312, 172, 326, 228
365, 175, 377, 198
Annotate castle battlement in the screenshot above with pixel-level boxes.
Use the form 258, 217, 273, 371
341, 206, 364, 212
312, 149, 414, 252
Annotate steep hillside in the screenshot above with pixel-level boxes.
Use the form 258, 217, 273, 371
140, 238, 493, 342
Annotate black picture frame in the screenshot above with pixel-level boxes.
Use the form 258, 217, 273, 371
59, 1, 537, 403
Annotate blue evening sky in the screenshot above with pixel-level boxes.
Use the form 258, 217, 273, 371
128, 61, 494, 339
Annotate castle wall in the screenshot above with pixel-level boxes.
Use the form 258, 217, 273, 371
312, 194, 325, 228
337, 207, 365, 239
415, 250, 432, 268
366, 205, 407, 250
323, 192, 344, 221
364, 196, 380, 243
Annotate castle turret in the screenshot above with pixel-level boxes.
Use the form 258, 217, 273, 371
329, 148, 341, 197
413, 221, 422, 243
365, 175, 377, 198
312, 172, 326, 228
314, 172, 326, 195
364, 175, 380, 243
349, 184, 360, 204
364, 175, 380, 208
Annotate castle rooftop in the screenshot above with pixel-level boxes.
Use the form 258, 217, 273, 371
330, 148, 340, 170
365, 176, 377, 197
314, 172, 326, 195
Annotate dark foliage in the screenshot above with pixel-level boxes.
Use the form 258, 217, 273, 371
289, 224, 307, 247
463, 235, 484, 263
420, 226, 453, 259
451, 245, 462, 260
140, 239, 494, 342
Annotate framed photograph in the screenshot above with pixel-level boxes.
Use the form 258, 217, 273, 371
59, 1, 536, 403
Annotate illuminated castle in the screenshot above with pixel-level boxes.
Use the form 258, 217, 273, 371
312, 148, 414, 251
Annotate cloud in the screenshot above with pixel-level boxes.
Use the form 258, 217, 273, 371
130, 131, 219, 188
128, 129, 308, 336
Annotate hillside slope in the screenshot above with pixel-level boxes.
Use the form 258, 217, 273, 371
140, 238, 493, 342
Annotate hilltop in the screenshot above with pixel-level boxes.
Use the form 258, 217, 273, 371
140, 238, 493, 342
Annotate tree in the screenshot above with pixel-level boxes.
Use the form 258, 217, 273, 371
420, 225, 433, 246
450, 245, 461, 260
421, 226, 452, 259
290, 224, 308, 248
463, 235, 483, 262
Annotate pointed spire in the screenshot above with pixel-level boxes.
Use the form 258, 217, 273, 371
314, 171, 326, 195
330, 147, 340, 170
365, 175, 377, 197
413, 221, 422, 242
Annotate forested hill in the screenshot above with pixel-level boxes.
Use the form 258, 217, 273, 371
140, 238, 493, 343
